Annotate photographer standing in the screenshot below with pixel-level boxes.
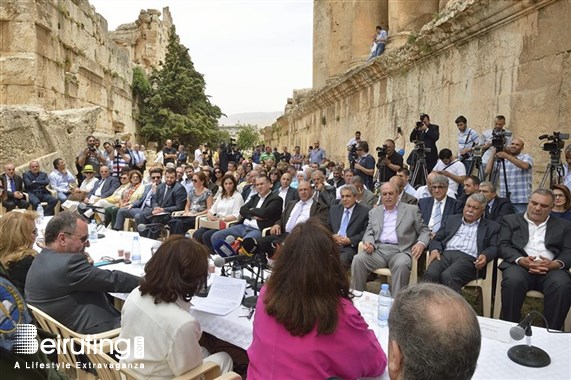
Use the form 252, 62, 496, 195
77, 135, 106, 178
109, 141, 131, 177
456, 115, 483, 170
376, 139, 403, 183
409, 113, 439, 172
353, 141, 376, 190
485, 137, 532, 213
346, 131, 361, 163
481, 115, 512, 166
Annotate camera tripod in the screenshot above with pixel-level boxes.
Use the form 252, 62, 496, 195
374, 158, 387, 190
489, 157, 511, 199
466, 154, 486, 181
410, 150, 429, 188
539, 151, 565, 188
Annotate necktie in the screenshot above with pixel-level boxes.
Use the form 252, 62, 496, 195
285, 202, 306, 233
162, 186, 171, 207
338, 209, 350, 237
9, 177, 16, 192
432, 201, 442, 233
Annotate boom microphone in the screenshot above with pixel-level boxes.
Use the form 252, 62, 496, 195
213, 255, 251, 268
538, 134, 549, 140
137, 223, 165, 232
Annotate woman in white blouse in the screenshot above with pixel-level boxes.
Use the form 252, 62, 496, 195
193, 174, 244, 251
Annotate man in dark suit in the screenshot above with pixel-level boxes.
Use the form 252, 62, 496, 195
138, 167, 186, 238
25, 212, 139, 334
114, 168, 163, 230
409, 113, 439, 174
352, 182, 430, 295
1, 163, 30, 212
23, 161, 58, 215
455, 175, 480, 209
241, 170, 259, 202
478, 181, 515, 222
82, 165, 119, 204
424, 193, 500, 292
418, 175, 462, 236
329, 185, 369, 268
498, 189, 571, 331
327, 166, 345, 189
259, 181, 328, 257
211, 175, 283, 247
311, 170, 336, 207
274, 172, 299, 209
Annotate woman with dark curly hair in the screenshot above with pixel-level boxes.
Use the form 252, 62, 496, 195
247, 218, 386, 379
119, 236, 233, 378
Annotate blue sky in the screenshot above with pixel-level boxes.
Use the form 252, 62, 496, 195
90, 0, 313, 116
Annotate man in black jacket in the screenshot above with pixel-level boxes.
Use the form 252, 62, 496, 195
478, 181, 515, 222
23, 161, 58, 215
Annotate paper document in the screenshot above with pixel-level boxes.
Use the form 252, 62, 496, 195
192, 275, 246, 316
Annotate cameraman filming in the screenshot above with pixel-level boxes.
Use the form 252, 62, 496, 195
481, 115, 512, 166
109, 140, 131, 177
353, 141, 376, 190
485, 137, 532, 213
347, 131, 361, 163
376, 139, 403, 183
409, 113, 439, 172
77, 135, 106, 178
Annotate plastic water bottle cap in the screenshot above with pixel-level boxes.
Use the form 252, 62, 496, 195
381, 284, 389, 290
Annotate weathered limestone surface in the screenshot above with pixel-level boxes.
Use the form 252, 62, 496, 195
0, 105, 101, 174
267, 0, 570, 187
0, 0, 171, 170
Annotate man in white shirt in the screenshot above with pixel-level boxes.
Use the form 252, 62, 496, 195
432, 149, 466, 196
397, 168, 416, 197
48, 158, 77, 203
481, 115, 512, 166
498, 188, 571, 331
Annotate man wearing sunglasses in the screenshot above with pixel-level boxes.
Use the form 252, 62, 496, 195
25, 212, 140, 334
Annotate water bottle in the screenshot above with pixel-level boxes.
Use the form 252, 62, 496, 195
89, 220, 98, 243
36, 204, 44, 223
233, 263, 243, 279
131, 236, 141, 265
377, 283, 392, 327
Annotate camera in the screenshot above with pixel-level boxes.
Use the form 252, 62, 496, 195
88, 146, 96, 152
376, 145, 388, 159
413, 140, 431, 154
113, 139, 122, 149
349, 144, 359, 168
540, 131, 569, 153
491, 130, 512, 150
415, 121, 424, 128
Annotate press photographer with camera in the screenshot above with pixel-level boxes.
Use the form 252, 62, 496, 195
409, 113, 439, 172
375, 139, 403, 184
77, 135, 106, 178
481, 115, 512, 166
353, 141, 376, 190
432, 148, 466, 196
456, 116, 484, 170
485, 137, 532, 213
109, 139, 131, 178
346, 131, 361, 163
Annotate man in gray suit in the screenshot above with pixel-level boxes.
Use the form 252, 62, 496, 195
352, 182, 430, 295
26, 212, 140, 334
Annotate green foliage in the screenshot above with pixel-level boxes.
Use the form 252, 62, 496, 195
133, 26, 223, 147
236, 124, 261, 150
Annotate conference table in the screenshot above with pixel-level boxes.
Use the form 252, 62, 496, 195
190, 291, 571, 380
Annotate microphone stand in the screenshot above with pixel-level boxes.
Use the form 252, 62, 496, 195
241, 254, 266, 308
508, 324, 551, 367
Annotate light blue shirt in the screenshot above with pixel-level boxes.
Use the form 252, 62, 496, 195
48, 169, 76, 193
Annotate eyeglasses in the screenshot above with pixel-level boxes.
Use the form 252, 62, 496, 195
64, 233, 89, 243
151, 176, 161, 180
121, 176, 129, 180
214, 171, 222, 174
32, 228, 38, 236
554, 193, 565, 198
192, 179, 199, 183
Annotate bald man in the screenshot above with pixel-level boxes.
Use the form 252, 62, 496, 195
23, 161, 58, 215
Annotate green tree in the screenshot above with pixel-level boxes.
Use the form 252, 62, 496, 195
133, 26, 223, 147
236, 124, 260, 150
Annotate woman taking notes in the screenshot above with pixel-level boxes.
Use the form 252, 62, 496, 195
248, 218, 387, 379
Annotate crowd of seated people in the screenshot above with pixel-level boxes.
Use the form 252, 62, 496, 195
2, 122, 571, 377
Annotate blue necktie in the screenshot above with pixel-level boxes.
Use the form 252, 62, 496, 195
432, 201, 442, 233
338, 209, 350, 237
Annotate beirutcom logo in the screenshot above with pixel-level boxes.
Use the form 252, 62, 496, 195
13, 324, 144, 360
13, 324, 38, 354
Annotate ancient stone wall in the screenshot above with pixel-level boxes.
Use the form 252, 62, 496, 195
0, 0, 171, 170
268, 0, 570, 186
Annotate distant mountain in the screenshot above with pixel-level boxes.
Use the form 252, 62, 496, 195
219, 111, 283, 128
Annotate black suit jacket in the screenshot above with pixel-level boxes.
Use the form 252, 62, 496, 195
329, 203, 369, 250
486, 197, 515, 222
429, 215, 501, 261
498, 213, 571, 269
1, 173, 25, 200
151, 182, 187, 213
328, 178, 346, 189
419, 196, 462, 226
277, 199, 329, 230
240, 191, 283, 230
88, 176, 120, 198
242, 184, 253, 201
25, 248, 140, 334
410, 124, 439, 169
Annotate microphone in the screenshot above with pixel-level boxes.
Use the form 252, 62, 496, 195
213, 255, 251, 268
240, 237, 259, 257
538, 134, 549, 140
137, 223, 165, 232
509, 312, 537, 340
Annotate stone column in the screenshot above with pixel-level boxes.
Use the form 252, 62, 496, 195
387, 0, 439, 49
349, 0, 388, 67
313, 0, 332, 89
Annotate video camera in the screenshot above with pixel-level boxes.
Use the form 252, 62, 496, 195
349, 144, 359, 168
491, 130, 512, 150
113, 139, 123, 149
413, 140, 431, 155
540, 132, 569, 153
376, 145, 388, 159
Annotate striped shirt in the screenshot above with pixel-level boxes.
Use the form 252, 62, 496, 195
446, 218, 480, 258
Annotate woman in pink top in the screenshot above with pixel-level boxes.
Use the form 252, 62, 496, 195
247, 218, 387, 379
